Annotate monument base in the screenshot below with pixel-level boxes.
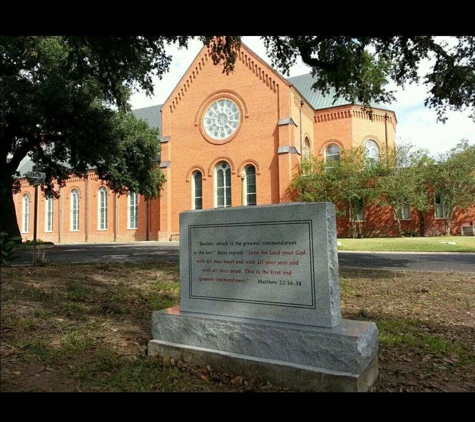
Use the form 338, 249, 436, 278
148, 306, 379, 392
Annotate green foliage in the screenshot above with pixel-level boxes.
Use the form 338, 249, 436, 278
1, 36, 195, 238
428, 140, 475, 235
19, 239, 54, 249
0, 231, 22, 266
290, 147, 380, 237
60, 331, 96, 356
375, 141, 433, 236
16, 317, 36, 330
262, 36, 475, 123
337, 236, 475, 253
377, 319, 472, 365
292, 138, 475, 238
66, 280, 90, 302
3, 35, 475, 239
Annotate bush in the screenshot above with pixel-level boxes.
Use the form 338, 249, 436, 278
0, 232, 22, 266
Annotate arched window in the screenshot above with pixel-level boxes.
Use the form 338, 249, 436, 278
215, 161, 231, 208
70, 189, 79, 231
244, 165, 256, 206
192, 171, 203, 210
324, 143, 341, 162
45, 197, 53, 232
98, 187, 108, 230
22, 194, 30, 233
303, 137, 311, 158
128, 192, 138, 229
364, 139, 380, 162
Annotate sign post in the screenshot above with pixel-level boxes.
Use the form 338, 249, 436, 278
26, 171, 46, 266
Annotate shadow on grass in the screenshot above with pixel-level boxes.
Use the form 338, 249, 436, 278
2, 262, 474, 392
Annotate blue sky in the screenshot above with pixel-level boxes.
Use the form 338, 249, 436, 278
130, 36, 475, 157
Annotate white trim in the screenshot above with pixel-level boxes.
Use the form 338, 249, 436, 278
394, 204, 411, 221
244, 165, 257, 206
324, 143, 341, 163
70, 189, 79, 231
22, 194, 30, 233
192, 171, 203, 210
127, 192, 138, 229
98, 187, 108, 230
214, 162, 231, 208
364, 139, 380, 162
45, 197, 53, 232
354, 199, 365, 222
434, 194, 447, 220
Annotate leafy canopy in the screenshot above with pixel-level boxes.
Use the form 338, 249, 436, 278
374, 141, 433, 235
261, 36, 475, 123
290, 147, 381, 237
1, 36, 225, 238
428, 140, 475, 234
2, 35, 475, 238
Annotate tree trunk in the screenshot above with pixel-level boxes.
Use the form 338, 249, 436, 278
443, 208, 454, 236
0, 176, 21, 239
397, 218, 402, 237
444, 219, 451, 236
419, 210, 425, 236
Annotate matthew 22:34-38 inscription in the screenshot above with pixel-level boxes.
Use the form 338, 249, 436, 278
179, 203, 341, 328
188, 221, 315, 308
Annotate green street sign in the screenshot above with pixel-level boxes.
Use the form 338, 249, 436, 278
26, 171, 46, 185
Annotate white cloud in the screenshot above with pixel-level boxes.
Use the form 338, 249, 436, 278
130, 36, 475, 156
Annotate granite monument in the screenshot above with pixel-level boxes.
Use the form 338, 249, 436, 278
148, 203, 379, 391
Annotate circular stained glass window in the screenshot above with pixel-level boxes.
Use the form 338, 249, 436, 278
203, 99, 240, 141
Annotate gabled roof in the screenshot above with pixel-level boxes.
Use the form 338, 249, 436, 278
16, 105, 163, 177
132, 104, 162, 137
287, 72, 390, 112
16, 156, 35, 177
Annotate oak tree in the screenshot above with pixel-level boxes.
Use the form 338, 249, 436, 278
3, 35, 475, 239
1, 36, 236, 238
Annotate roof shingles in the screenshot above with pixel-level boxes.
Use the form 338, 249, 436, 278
286, 73, 388, 111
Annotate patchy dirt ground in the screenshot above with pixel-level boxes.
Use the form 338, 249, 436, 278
1, 262, 474, 392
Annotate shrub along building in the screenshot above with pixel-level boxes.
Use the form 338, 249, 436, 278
13, 43, 474, 243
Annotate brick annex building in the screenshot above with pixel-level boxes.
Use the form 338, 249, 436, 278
13, 43, 474, 243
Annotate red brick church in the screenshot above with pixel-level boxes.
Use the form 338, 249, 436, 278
13, 42, 474, 243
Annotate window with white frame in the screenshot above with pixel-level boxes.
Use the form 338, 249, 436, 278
22, 194, 30, 233
394, 203, 411, 220
325, 143, 341, 163
98, 187, 108, 230
364, 139, 380, 163
192, 171, 203, 210
353, 199, 365, 222
70, 189, 79, 231
215, 161, 231, 208
244, 165, 256, 206
434, 194, 447, 219
45, 197, 53, 232
128, 192, 138, 229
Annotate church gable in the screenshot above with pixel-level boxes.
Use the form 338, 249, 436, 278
235, 43, 291, 96
163, 45, 210, 114
162, 42, 291, 116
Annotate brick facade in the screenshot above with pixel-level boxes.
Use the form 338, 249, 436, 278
13, 43, 474, 243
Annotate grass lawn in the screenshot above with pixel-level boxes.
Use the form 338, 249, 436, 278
1, 262, 474, 392
337, 236, 475, 253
